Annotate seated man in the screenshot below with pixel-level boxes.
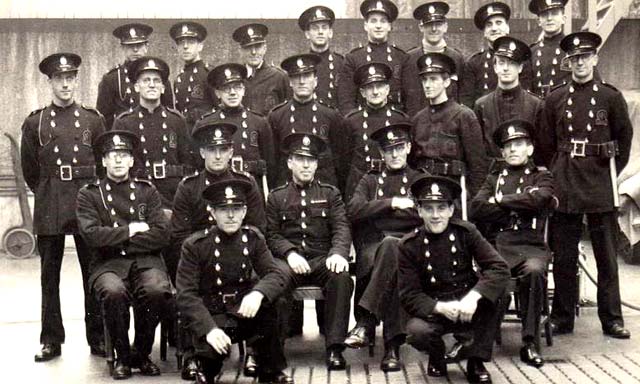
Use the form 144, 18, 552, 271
266, 133, 353, 370
470, 119, 556, 367
76, 130, 173, 380
176, 179, 293, 384
344, 122, 423, 371
398, 175, 509, 383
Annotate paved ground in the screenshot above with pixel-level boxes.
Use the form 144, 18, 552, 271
1, 239, 640, 383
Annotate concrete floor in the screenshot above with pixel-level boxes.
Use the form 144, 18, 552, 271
1, 239, 640, 383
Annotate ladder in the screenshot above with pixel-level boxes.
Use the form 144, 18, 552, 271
581, 0, 633, 43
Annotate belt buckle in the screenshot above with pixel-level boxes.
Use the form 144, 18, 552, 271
222, 293, 236, 304
570, 139, 587, 158
60, 165, 72, 181
153, 162, 166, 179
231, 156, 244, 173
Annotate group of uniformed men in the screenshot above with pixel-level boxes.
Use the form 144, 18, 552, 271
21, 0, 633, 383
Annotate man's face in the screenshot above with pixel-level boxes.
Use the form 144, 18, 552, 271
483, 16, 510, 43
538, 8, 565, 36
501, 138, 533, 166
176, 37, 203, 63
380, 142, 410, 170
360, 81, 390, 108
569, 53, 598, 82
364, 12, 392, 43
212, 205, 247, 235
49, 72, 78, 104
122, 42, 149, 61
201, 145, 233, 173
102, 150, 134, 181
419, 21, 448, 45
241, 42, 267, 67
420, 73, 449, 100
494, 56, 522, 87
215, 82, 245, 108
289, 72, 317, 99
305, 21, 333, 49
134, 70, 165, 102
287, 154, 318, 184
418, 201, 454, 234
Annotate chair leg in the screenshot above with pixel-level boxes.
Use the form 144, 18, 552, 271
175, 310, 183, 370
160, 319, 168, 362
102, 301, 115, 375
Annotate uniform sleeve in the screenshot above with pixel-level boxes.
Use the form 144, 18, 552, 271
249, 233, 292, 303
257, 117, 277, 190
401, 53, 420, 118
265, 192, 298, 258
610, 91, 633, 171
328, 111, 349, 191
20, 118, 40, 191
169, 180, 194, 246
327, 188, 352, 258
459, 109, 489, 196
245, 175, 267, 233
460, 58, 477, 108
498, 171, 556, 213
76, 187, 131, 247
469, 175, 509, 223
175, 116, 196, 168
126, 186, 171, 253
397, 239, 438, 317
337, 54, 358, 115
91, 114, 108, 178
177, 242, 219, 337
537, 95, 559, 168
96, 75, 117, 130
467, 227, 510, 303
162, 80, 175, 109
267, 110, 285, 187
347, 176, 392, 223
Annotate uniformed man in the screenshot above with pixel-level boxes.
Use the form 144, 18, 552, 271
176, 179, 293, 384
232, 23, 290, 115
297, 5, 345, 110
337, 0, 407, 115
97, 23, 174, 129
474, 36, 544, 167
410, 52, 487, 201
266, 133, 353, 370
402, 1, 466, 117
170, 21, 215, 128
204, 63, 277, 196
343, 62, 410, 203
344, 123, 423, 372
470, 119, 556, 368
169, 119, 266, 379
460, 2, 511, 108
269, 54, 345, 189
21, 52, 105, 362
540, 32, 632, 339
112, 56, 193, 208
76, 130, 172, 379
398, 175, 509, 382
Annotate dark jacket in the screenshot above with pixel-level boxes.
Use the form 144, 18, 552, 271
174, 60, 215, 126
243, 63, 291, 115
313, 49, 345, 110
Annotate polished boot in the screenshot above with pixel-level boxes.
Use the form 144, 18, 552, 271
243, 354, 259, 377
112, 360, 132, 380
520, 343, 544, 368
132, 355, 161, 376
549, 321, 573, 335
181, 355, 199, 380
258, 370, 295, 383
326, 348, 346, 370
380, 345, 401, 372
466, 358, 492, 383
34, 343, 61, 362
603, 324, 631, 339
344, 326, 370, 349
90, 342, 106, 357
444, 340, 470, 363
427, 356, 447, 377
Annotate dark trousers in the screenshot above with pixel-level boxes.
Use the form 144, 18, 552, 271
509, 257, 548, 341
196, 305, 286, 382
284, 257, 353, 349
406, 299, 501, 362
37, 234, 102, 346
93, 266, 172, 362
358, 236, 407, 344
549, 211, 624, 329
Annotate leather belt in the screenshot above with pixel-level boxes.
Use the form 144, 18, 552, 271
415, 158, 465, 176
231, 156, 267, 176
500, 215, 541, 232
143, 163, 185, 179
42, 165, 96, 181
557, 140, 618, 158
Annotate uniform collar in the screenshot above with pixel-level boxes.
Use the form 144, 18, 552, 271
422, 39, 447, 53
183, 59, 203, 70
497, 85, 521, 98
543, 31, 564, 43
50, 100, 77, 110
219, 104, 244, 115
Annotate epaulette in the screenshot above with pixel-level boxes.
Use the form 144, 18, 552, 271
269, 64, 288, 76
344, 108, 362, 118
230, 167, 253, 179
28, 106, 46, 116
406, 45, 421, 54
115, 109, 135, 121
349, 45, 365, 54
366, 167, 382, 175
270, 183, 289, 193
390, 105, 409, 117
536, 165, 548, 172
547, 83, 565, 95
450, 217, 477, 232
399, 228, 420, 245
188, 228, 210, 243
467, 50, 484, 61
390, 44, 406, 53
524, 89, 543, 100
268, 100, 289, 114
85, 179, 100, 188
331, 51, 344, 59
446, 46, 464, 55
106, 64, 121, 74
133, 178, 153, 186
199, 108, 218, 119
317, 180, 340, 192
204, 62, 211, 70
181, 170, 200, 183
165, 107, 185, 118
81, 104, 104, 117
600, 81, 620, 93
243, 224, 265, 240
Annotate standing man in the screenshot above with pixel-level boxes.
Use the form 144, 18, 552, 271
269, 54, 345, 189
410, 52, 487, 201
343, 62, 409, 203
402, 1, 465, 117
112, 57, 193, 208
471, 119, 556, 368
21, 53, 105, 361
460, 2, 511, 108
266, 133, 353, 370
540, 32, 632, 339
170, 21, 215, 128
474, 36, 544, 167
338, 0, 407, 115
232, 23, 290, 115
298, 5, 345, 110
344, 123, 423, 372
398, 175, 509, 382
176, 179, 293, 384
97, 23, 174, 129
77, 130, 173, 379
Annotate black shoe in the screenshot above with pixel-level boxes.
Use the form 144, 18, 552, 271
550, 321, 573, 335
244, 354, 259, 377
258, 371, 295, 383
195, 370, 208, 384
444, 341, 470, 364
427, 357, 447, 377
380, 346, 401, 372
34, 343, 61, 362
326, 349, 346, 370
181, 356, 199, 380
603, 324, 631, 339
90, 342, 106, 357
112, 361, 132, 380
466, 358, 492, 383
520, 343, 544, 368
132, 356, 161, 376
344, 326, 370, 349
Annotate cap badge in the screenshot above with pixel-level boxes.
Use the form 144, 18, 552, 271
387, 131, 395, 140
509, 42, 517, 51
376, 1, 383, 10
129, 28, 137, 38
148, 59, 156, 69
297, 58, 304, 68
430, 183, 441, 196
224, 68, 232, 78
425, 57, 432, 66
315, 9, 324, 18
214, 129, 222, 138
368, 66, 377, 75
60, 56, 67, 65
225, 187, 234, 198
113, 135, 122, 145
546, 0, 554, 5
302, 136, 311, 146
507, 126, 516, 136
182, 25, 189, 34
573, 37, 580, 46
429, 5, 436, 14
487, 6, 494, 14
247, 27, 254, 37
